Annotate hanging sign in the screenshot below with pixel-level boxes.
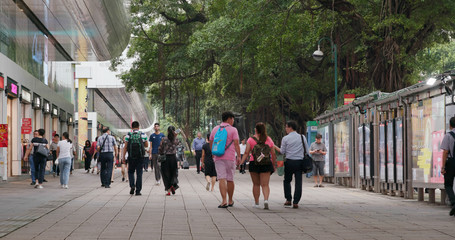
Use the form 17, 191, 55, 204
344, 94, 355, 105
21, 118, 32, 134
0, 124, 7, 147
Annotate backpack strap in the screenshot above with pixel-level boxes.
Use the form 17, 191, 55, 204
448, 131, 455, 158
300, 134, 308, 157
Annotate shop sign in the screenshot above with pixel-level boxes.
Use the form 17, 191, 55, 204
344, 94, 355, 105
67, 115, 73, 125
0, 73, 4, 90
43, 100, 50, 113
52, 104, 58, 117
33, 94, 41, 109
0, 124, 7, 147
21, 118, 32, 134
6, 77, 18, 98
21, 87, 32, 103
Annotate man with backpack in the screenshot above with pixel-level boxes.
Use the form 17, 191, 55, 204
440, 116, 455, 216
210, 111, 241, 208
97, 127, 118, 188
122, 121, 148, 196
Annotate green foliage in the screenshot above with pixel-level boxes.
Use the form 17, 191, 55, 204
114, 0, 455, 141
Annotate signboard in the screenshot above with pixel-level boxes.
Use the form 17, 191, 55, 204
21, 118, 32, 134
21, 87, 32, 103
411, 96, 445, 184
43, 100, 50, 113
0, 73, 4, 90
0, 124, 7, 147
387, 120, 395, 183
33, 93, 41, 109
344, 94, 355, 105
395, 119, 404, 183
334, 120, 350, 176
358, 125, 365, 179
52, 104, 58, 117
379, 122, 386, 182
7, 77, 18, 98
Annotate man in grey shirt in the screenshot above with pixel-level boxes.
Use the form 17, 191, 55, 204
440, 116, 455, 216
275, 120, 309, 209
309, 134, 327, 188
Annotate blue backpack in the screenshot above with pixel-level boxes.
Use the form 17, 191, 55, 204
212, 125, 233, 156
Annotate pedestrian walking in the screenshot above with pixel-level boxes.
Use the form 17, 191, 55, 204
309, 133, 327, 187
275, 120, 309, 209
26, 130, 39, 185
90, 136, 99, 174
159, 126, 180, 196
192, 132, 205, 174
209, 111, 241, 208
56, 132, 73, 189
120, 136, 129, 182
83, 140, 92, 173
240, 122, 276, 209
50, 134, 59, 177
122, 121, 148, 196
440, 116, 455, 216
97, 127, 118, 188
24, 129, 48, 189
201, 134, 217, 191
149, 123, 164, 185
239, 139, 247, 174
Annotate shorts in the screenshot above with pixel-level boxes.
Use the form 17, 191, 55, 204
313, 161, 325, 176
214, 159, 236, 181
248, 160, 274, 174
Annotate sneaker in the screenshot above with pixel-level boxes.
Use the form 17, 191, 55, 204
53, 173, 56, 177
314, 184, 319, 188
319, 185, 324, 188
61, 185, 65, 188
292, 204, 298, 209
264, 200, 269, 210
206, 182, 210, 191
284, 201, 292, 207
253, 204, 261, 209
450, 206, 455, 216
30, 182, 36, 185
122, 177, 125, 182
155, 181, 160, 186
130, 188, 135, 195
34, 184, 38, 188
37, 185, 43, 189
135, 192, 142, 196
64, 185, 68, 189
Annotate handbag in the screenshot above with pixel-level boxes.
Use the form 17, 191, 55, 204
301, 134, 313, 173
47, 153, 54, 161
90, 158, 97, 168
36, 144, 49, 157
54, 158, 59, 165
158, 154, 166, 163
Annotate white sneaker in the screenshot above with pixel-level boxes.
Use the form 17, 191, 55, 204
34, 184, 38, 188
37, 185, 43, 189
253, 204, 261, 209
155, 181, 160, 185
264, 200, 269, 210
64, 185, 68, 189
61, 185, 65, 188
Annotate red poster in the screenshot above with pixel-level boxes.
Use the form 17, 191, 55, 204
21, 118, 32, 134
0, 75, 4, 89
431, 130, 444, 183
0, 124, 7, 147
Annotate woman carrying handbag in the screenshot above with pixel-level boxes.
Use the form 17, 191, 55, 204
24, 129, 48, 189
158, 126, 180, 196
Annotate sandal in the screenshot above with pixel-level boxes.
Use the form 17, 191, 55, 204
218, 204, 228, 208
228, 201, 234, 207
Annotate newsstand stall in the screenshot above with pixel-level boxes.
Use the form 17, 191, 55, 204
315, 104, 356, 187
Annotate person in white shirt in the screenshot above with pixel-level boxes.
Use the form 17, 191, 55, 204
239, 139, 247, 174
56, 132, 73, 189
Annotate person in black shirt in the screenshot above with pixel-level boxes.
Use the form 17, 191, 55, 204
83, 140, 92, 173
24, 129, 48, 189
202, 134, 217, 191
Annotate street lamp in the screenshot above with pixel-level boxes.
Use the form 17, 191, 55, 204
313, 37, 338, 108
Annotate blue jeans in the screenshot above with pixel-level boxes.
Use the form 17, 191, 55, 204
99, 152, 114, 186
33, 154, 46, 184
129, 157, 143, 193
29, 155, 36, 183
284, 159, 303, 204
58, 157, 71, 185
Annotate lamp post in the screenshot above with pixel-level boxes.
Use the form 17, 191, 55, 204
313, 37, 338, 108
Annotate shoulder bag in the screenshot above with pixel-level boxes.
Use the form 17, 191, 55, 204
36, 144, 49, 157
158, 138, 167, 163
300, 134, 313, 173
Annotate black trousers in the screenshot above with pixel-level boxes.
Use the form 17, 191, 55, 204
283, 159, 303, 204
99, 152, 114, 187
444, 160, 455, 206
195, 150, 202, 173
161, 154, 178, 191
84, 153, 92, 170
143, 157, 149, 170
128, 157, 143, 193
33, 154, 46, 184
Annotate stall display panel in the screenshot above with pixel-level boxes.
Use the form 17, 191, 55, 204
365, 123, 373, 179
317, 124, 333, 177
387, 120, 395, 183
358, 125, 365, 179
379, 122, 387, 182
411, 96, 445, 184
395, 119, 404, 183
334, 120, 351, 176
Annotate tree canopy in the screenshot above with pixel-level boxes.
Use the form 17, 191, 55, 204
112, 0, 455, 141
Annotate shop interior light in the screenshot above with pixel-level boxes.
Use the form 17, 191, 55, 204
426, 77, 437, 86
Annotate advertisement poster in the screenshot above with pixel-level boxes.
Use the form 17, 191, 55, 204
317, 125, 331, 177
0, 124, 7, 147
365, 124, 372, 179
431, 130, 444, 183
334, 120, 350, 175
358, 125, 365, 179
387, 120, 395, 183
395, 119, 404, 183
411, 96, 445, 183
379, 122, 386, 182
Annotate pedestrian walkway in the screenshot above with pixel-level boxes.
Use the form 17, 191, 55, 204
1, 169, 454, 240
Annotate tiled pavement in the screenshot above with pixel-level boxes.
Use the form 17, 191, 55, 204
1, 168, 455, 240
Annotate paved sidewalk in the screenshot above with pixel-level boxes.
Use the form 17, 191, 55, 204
1, 168, 455, 240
